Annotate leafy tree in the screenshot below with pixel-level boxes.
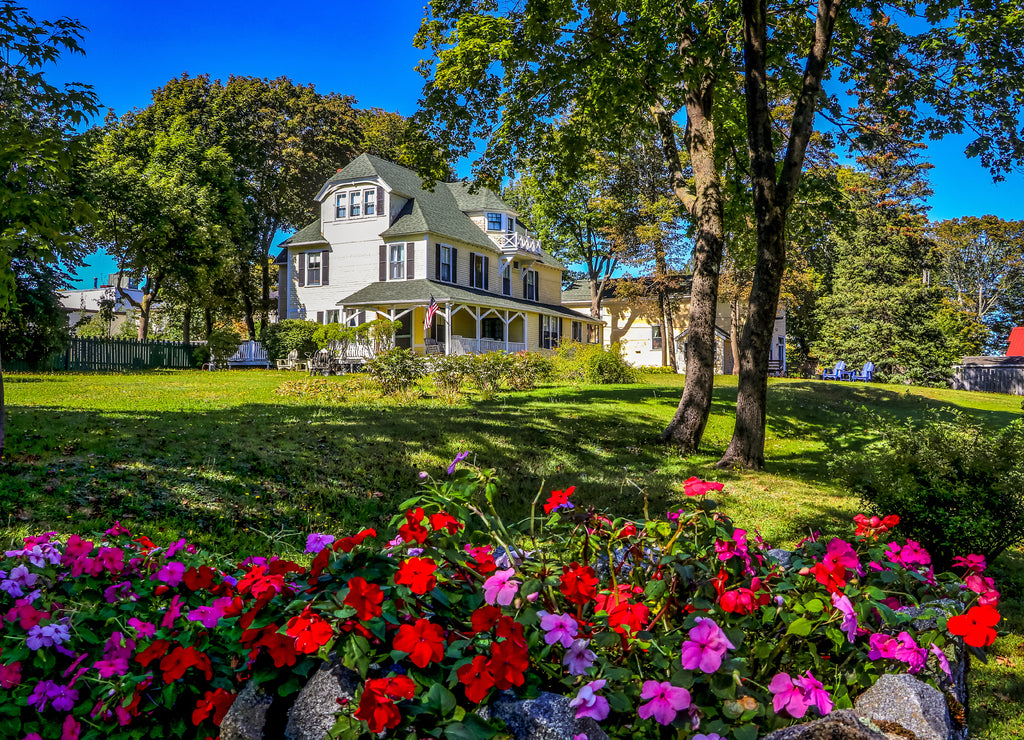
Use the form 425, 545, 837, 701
0, 1, 98, 458
932, 215, 1024, 353
0, 256, 71, 365
358, 108, 454, 181
415, 0, 1024, 469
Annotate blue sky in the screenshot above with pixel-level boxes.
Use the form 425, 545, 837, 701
34, 0, 1022, 287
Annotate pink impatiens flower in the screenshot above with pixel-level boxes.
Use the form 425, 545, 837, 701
537, 611, 578, 648
769, 672, 809, 718
952, 554, 986, 574
868, 631, 927, 673
305, 533, 335, 554
680, 617, 735, 673
884, 539, 931, 570
483, 568, 520, 606
929, 643, 952, 680
830, 591, 859, 643
637, 680, 691, 725
794, 671, 834, 716
569, 679, 610, 721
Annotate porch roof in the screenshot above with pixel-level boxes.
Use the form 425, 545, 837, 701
336, 279, 602, 323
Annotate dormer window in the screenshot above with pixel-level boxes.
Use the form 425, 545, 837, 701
335, 187, 379, 220
486, 212, 503, 231
364, 189, 376, 215
350, 190, 362, 217
336, 193, 347, 219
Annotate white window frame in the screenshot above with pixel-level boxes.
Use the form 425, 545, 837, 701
506, 216, 515, 233
350, 190, 362, 217
306, 252, 322, 286
486, 212, 503, 231
389, 243, 405, 280
652, 325, 663, 350
335, 192, 347, 219
326, 309, 340, 324
440, 244, 453, 283
364, 189, 376, 216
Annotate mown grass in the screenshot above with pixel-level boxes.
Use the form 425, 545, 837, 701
3, 369, 1023, 735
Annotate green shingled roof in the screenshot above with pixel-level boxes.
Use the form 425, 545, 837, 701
335, 279, 601, 323
278, 219, 326, 247
446, 181, 515, 213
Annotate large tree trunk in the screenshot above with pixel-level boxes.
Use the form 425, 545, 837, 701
719, 0, 840, 469
656, 77, 725, 452
182, 306, 192, 345
204, 307, 214, 339
137, 292, 153, 341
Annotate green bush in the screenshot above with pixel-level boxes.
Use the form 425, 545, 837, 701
504, 350, 553, 390
553, 341, 639, 384
206, 328, 243, 366
836, 409, 1024, 568
313, 322, 357, 353
261, 319, 320, 361
468, 351, 512, 399
366, 347, 426, 394
428, 353, 473, 403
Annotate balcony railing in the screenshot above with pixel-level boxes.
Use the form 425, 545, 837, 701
491, 231, 543, 256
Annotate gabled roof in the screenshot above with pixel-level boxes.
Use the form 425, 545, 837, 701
335, 278, 602, 323
278, 220, 327, 248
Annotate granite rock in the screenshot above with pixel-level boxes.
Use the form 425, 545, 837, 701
221, 681, 273, 740
762, 710, 889, 740
766, 549, 793, 568
486, 691, 611, 740
854, 673, 953, 740
285, 659, 361, 740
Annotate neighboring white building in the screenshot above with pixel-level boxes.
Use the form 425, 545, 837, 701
276, 154, 602, 354
59, 274, 143, 336
561, 279, 787, 375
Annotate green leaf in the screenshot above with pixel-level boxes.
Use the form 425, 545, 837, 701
786, 618, 814, 637
592, 631, 620, 648
804, 598, 824, 613
607, 691, 632, 713
734, 724, 758, 740
644, 579, 668, 600
426, 682, 458, 716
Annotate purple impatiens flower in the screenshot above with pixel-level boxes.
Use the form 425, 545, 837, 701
447, 450, 470, 475
305, 533, 335, 554
569, 679, 610, 721
26, 622, 71, 651
563, 639, 596, 675
680, 617, 735, 673
538, 611, 578, 648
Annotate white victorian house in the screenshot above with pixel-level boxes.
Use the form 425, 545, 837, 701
276, 154, 602, 354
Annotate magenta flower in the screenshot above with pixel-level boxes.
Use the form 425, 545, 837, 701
929, 643, 952, 680
95, 547, 125, 573
161, 594, 183, 628
680, 618, 735, 673
128, 617, 156, 638
483, 568, 520, 606
830, 591, 859, 643
154, 560, 185, 586
187, 596, 234, 629
569, 679, 610, 721
61, 714, 81, 740
952, 554, 986, 574
693, 735, 724, 740
824, 538, 863, 575
868, 631, 927, 673
166, 538, 187, 557
638, 680, 691, 725
563, 639, 596, 675
305, 533, 335, 554
538, 611, 578, 648
794, 671, 833, 715
105, 521, 129, 536
103, 581, 135, 604
0, 661, 22, 689
769, 673, 809, 718
884, 539, 931, 570
94, 655, 129, 679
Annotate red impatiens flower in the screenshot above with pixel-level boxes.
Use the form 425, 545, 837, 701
487, 639, 529, 690
333, 528, 378, 553
134, 639, 172, 668
399, 508, 430, 544
719, 584, 771, 615
394, 557, 438, 594
811, 560, 847, 593
344, 577, 384, 622
495, 616, 527, 648
465, 545, 497, 575
683, 476, 725, 497
354, 676, 416, 733
429, 511, 463, 535
595, 584, 649, 635
393, 618, 446, 668
192, 687, 235, 727
457, 655, 496, 703
160, 645, 213, 683
947, 605, 1001, 648
853, 513, 900, 540
560, 563, 599, 605
183, 565, 217, 591
544, 485, 576, 514
470, 605, 502, 633
255, 627, 298, 668
286, 608, 334, 654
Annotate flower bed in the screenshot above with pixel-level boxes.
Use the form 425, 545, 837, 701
0, 460, 1001, 739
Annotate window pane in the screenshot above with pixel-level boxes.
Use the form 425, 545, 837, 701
364, 189, 375, 215
336, 193, 346, 219
486, 212, 502, 230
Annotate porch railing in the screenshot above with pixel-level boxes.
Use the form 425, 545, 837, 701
490, 231, 542, 256
450, 335, 527, 355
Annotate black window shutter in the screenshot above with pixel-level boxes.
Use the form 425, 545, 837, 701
451, 248, 458, 284
483, 256, 489, 290
406, 242, 415, 280
376, 187, 385, 217
321, 250, 330, 286
297, 253, 305, 287
435, 244, 441, 280
316, 311, 324, 324
539, 314, 544, 349
559, 318, 564, 342
468, 253, 476, 287
379, 244, 387, 282
522, 272, 527, 299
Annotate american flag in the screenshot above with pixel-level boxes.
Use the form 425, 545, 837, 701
424, 296, 438, 332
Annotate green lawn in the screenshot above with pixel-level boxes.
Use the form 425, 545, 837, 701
3, 369, 1022, 735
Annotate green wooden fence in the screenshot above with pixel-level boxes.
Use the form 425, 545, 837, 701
6, 338, 200, 372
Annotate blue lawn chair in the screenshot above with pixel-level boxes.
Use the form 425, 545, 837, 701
822, 360, 846, 380
849, 361, 875, 382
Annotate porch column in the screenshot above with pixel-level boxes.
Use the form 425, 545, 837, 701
503, 310, 510, 352
474, 308, 482, 354
445, 304, 452, 353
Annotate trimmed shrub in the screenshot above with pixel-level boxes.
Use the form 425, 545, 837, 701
553, 341, 639, 384
313, 322, 357, 353
468, 352, 512, 399
207, 328, 243, 366
429, 353, 473, 403
261, 319, 320, 361
836, 409, 1024, 568
366, 347, 426, 394
504, 350, 553, 390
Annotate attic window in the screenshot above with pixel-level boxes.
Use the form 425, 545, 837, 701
336, 193, 347, 219
486, 212, 502, 231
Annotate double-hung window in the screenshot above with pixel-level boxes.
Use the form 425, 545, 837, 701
306, 252, 322, 286
486, 212, 503, 231
350, 190, 362, 217
523, 269, 537, 301
501, 263, 511, 295
364, 189, 376, 216
506, 216, 515, 234
541, 315, 561, 349
572, 321, 583, 342
389, 243, 405, 280
439, 245, 453, 282
470, 253, 488, 289
335, 193, 347, 219
652, 325, 663, 350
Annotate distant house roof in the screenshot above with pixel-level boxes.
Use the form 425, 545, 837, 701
1008, 326, 1024, 357
561, 276, 694, 304
282, 153, 565, 269
57, 287, 142, 314
336, 278, 601, 323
